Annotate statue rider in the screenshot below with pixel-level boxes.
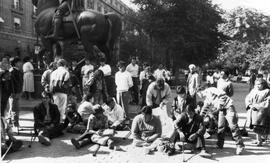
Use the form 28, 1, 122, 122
46, 0, 72, 39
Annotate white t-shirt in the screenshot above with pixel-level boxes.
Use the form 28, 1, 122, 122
115, 71, 133, 92
99, 64, 111, 76
126, 63, 139, 78
103, 103, 125, 126
81, 64, 94, 76
154, 69, 166, 80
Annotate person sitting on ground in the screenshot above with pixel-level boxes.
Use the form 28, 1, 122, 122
197, 86, 245, 155
1, 117, 22, 157
77, 93, 94, 124
170, 104, 211, 158
103, 97, 126, 130
245, 78, 270, 146
146, 78, 171, 108
62, 103, 85, 133
70, 104, 115, 149
131, 106, 162, 147
33, 91, 64, 146
172, 85, 192, 120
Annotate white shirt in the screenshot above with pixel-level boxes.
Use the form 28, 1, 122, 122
115, 71, 133, 92
23, 62, 34, 73
126, 63, 139, 78
206, 75, 214, 84
81, 64, 94, 76
77, 101, 94, 121
99, 64, 111, 76
154, 69, 166, 80
103, 103, 125, 126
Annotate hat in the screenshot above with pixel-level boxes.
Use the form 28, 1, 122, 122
188, 64, 196, 69
92, 104, 104, 114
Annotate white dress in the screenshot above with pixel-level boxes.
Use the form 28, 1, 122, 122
23, 62, 34, 92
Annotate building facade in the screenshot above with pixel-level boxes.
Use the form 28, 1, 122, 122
0, 0, 37, 58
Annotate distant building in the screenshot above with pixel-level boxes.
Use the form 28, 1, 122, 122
0, 0, 37, 58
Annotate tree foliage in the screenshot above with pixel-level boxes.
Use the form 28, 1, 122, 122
216, 7, 270, 72
133, 0, 224, 67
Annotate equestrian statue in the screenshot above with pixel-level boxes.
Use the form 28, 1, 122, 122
32, 0, 122, 64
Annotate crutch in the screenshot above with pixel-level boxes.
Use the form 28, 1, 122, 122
1, 141, 13, 160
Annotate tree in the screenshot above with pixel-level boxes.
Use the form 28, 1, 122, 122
133, 0, 224, 68
217, 7, 270, 72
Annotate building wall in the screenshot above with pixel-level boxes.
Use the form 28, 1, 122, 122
0, 0, 36, 58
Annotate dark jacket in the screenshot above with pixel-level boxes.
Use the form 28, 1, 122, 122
33, 102, 60, 129
174, 113, 205, 138
10, 67, 23, 94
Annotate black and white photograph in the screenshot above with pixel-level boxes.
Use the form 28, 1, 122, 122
0, 0, 270, 162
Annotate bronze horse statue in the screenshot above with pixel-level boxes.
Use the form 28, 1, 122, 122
32, 0, 122, 64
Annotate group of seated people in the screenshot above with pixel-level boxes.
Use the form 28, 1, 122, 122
2, 77, 269, 158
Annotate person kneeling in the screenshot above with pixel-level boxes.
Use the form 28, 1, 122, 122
172, 104, 211, 158
103, 97, 126, 130
70, 105, 115, 149
33, 91, 64, 146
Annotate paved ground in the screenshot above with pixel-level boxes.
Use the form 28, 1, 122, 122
2, 83, 270, 163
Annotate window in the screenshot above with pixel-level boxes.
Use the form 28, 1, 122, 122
13, 0, 22, 10
14, 17, 21, 30
97, 3, 102, 12
87, 0, 94, 9
33, 6, 37, 15
104, 6, 108, 13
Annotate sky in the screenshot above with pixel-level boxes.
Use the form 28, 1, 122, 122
121, 0, 270, 15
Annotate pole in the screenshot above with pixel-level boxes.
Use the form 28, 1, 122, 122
67, 3, 81, 39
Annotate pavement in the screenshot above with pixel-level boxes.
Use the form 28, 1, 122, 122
2, 83, 270, 163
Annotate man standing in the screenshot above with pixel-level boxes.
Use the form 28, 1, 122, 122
197, 86, 245, 155
50, 59, 70, 122
115, 61, 133, 119
146, 78, 171, 108
126, 57, 139, 105
9, 57, 23, 127
187, 64, 199, 106
98, 57, 115, 97
217, 69, 234, 97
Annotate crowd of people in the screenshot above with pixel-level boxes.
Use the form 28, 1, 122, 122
1, 55, 270, 159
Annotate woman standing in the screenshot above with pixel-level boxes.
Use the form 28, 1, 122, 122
245, 78, 270, 146
23, 56, 34, 100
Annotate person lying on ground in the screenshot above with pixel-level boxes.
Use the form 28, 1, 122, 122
197, 86, 245, 155
103, 97, 126, 130
33, 91, 64, 146
70, 104, 115, 149
169, 104, 211, 158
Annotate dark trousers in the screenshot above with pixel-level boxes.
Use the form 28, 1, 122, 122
1, 93, 10, 116
217, 107, 244, 148
105, 76, 116, 98
37, 124, 63, 139
130, 77, 139, 104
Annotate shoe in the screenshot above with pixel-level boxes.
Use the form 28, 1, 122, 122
38, 135, 51, 146
71, 138, 80, 149
144, 148, 152, 155
198, 149, 211, 158
216, 144, 223, 149
236, 145, 244, 155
